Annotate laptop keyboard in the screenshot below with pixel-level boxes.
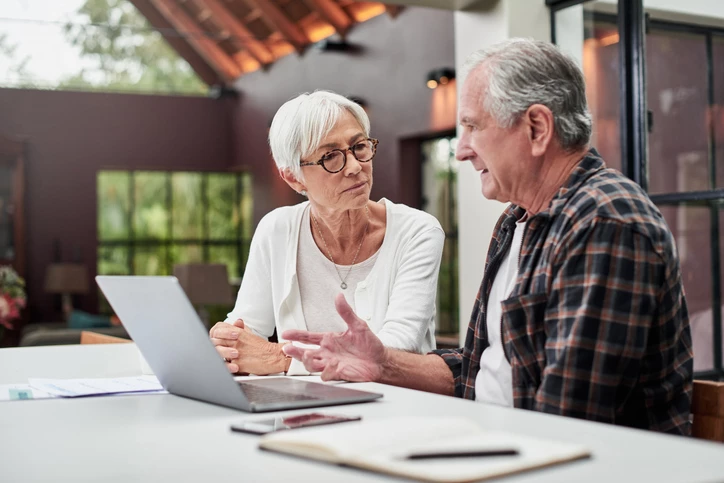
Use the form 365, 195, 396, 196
238, 382, 321, 404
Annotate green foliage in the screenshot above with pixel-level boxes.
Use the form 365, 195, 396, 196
0, 266, 26, 300
0, 33, 33, 87
60, 0, 207, 94
97, 170, 253, 283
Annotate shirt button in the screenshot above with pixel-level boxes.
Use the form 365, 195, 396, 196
365, 316, 372, 321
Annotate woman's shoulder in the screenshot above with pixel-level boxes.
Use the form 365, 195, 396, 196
380, 198, 443, 235
256, 202, 309, 235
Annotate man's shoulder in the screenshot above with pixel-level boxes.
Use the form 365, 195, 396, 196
559, 168, 670, 242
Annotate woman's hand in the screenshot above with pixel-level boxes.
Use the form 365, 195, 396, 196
209, 319, 291, 375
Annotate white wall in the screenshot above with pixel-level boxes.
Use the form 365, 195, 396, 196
453, 0, 549, 344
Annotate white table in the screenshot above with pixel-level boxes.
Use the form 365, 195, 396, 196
1, 344, 723, 482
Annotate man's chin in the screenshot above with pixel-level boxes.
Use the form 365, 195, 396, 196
480, 185, 497, 200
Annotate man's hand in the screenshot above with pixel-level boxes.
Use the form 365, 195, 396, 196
282, 293, 388, 382
209, 319, 291, 375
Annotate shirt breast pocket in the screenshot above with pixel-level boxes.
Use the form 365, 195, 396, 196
500, 292, 548, 387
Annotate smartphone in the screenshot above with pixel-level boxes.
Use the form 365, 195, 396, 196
230, 413, 362, 435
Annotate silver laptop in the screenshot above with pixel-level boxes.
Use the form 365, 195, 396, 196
96, 275, 383, 412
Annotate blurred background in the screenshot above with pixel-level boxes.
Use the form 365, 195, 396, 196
1, 0, 723, 381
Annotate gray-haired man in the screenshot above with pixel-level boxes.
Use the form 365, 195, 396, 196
283, 38, 693, 435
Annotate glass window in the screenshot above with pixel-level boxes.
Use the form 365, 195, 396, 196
97, 171, 253, 300
554, 0, 724, 377
714, 36, 724, 188
661, 205, 713, 372
172, 173, 204, 239
554, 1, 621, 171
0, 0, 208, 95
421, 136, 458, 337
647, 30, 709, 194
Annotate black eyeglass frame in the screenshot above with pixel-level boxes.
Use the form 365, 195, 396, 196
299, 138, 379, 174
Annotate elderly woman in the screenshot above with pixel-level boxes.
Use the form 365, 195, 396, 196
209, 90, 444, 375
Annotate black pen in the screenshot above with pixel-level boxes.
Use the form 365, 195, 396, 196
406, 449, 519, 460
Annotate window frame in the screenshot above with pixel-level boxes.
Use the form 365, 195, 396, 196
97, 170, 252, 282
551, 0, 724, 380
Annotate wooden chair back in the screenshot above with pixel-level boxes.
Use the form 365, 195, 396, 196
79, 331, 131, 345
692, 380, 724, 442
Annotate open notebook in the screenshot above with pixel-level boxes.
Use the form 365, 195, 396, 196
259, 416, 591, 483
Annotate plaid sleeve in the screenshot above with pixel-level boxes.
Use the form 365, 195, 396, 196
430, 348, 465, 398
535, 219, 665, 423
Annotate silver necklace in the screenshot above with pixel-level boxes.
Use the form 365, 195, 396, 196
311, 206, 370, 290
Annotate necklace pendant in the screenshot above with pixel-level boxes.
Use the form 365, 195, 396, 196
340, 282, 348, 290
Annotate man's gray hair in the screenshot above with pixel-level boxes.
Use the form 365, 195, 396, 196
269, 90, 370, 181
464, 38, 592, 150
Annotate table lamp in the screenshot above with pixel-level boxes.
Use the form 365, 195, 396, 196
173, 263, 234, 326
44, 263, 89, 319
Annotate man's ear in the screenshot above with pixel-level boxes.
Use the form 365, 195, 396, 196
524, 104, 555, 157
279, 169, 307, 195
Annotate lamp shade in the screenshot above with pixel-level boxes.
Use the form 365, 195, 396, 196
44, 263, 89, 294
173, 263, 233, 306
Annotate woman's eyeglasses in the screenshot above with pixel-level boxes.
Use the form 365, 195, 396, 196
300, 138, 379, 174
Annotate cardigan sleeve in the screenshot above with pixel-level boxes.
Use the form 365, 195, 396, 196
224, 214, 277, 339
375, 225, 445, 353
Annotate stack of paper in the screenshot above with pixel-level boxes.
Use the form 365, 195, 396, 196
1, 375, 167, 401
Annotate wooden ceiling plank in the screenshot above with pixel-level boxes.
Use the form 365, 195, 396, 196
150, 0, 241, 83
241, 0, 309, 53
128, 0, 221, 86
302, 0, 352, 36
194, 0, 275, 66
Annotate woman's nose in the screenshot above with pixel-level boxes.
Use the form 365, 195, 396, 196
343, 151, 362, 175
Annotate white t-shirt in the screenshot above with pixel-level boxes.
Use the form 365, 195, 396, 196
475, 221, 527, 407
298, 206, 380, 333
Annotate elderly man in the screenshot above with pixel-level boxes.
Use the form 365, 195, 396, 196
283, 38, 693, 435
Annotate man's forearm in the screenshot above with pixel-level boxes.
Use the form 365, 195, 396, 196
378, 351, 455, 396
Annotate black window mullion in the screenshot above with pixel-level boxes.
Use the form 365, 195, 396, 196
618, 0, 649, 191
707, 33, 717, 191
237, 173, 243, 280
202, 174, 209, 262
166, 173, 172, 274
129, 171, 135, 275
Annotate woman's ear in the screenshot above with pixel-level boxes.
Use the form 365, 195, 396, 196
279, 169, 307, 195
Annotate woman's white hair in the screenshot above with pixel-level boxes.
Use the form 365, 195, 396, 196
463, 38, 592, 151
269, 90, 370, 181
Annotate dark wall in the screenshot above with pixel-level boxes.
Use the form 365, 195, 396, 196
230, 7, 456, 220
0, 88, 233, 322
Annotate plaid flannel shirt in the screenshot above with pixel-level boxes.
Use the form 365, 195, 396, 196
433, 149, 693, 435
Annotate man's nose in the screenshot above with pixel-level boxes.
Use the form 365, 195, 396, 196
455, 139, 472, 162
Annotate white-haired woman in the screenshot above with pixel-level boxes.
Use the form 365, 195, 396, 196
209, 90, 444, 375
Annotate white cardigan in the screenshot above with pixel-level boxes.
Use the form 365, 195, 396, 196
225, 198, 444, 375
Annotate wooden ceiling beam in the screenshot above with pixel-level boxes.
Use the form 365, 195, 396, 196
241, 0, 309, 54
128, 0, 222, 86
150, 0, 242, 83
302, 0, 353, 37
194, 0, 275, 66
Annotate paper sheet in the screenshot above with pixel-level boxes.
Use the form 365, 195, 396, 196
0, 384, 55, 401
28, 375, 167, 398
